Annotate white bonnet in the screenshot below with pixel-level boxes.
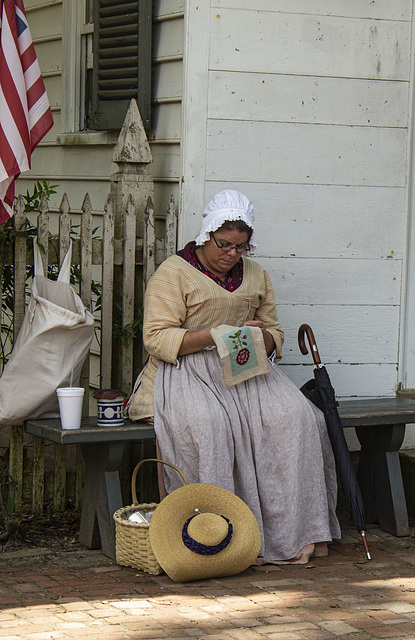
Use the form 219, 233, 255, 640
195, 190, 257, 250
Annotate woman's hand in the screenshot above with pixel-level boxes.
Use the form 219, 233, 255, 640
177, 321, 276, 358
245, 320, 275, 356
245, 320, 267, 333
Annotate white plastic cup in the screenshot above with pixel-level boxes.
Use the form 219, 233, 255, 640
56, 387, 85, 429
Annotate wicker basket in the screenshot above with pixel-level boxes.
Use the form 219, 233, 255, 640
113, 458, 188, 574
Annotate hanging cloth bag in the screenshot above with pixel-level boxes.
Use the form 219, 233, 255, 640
0, 240, 94, 425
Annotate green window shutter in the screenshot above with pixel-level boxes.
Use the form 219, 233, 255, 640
90, 0, 152, 131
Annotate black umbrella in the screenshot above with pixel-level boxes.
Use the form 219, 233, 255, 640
298, 323, 371, 560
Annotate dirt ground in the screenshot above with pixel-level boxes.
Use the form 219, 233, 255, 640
0, 503, 82, 554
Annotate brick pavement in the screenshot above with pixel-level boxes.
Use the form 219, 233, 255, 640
1, 522, 415, 640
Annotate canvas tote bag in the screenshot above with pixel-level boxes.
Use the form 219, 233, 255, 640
0, 240, 94, 425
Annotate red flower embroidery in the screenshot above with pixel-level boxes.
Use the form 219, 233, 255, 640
236, 348, 250, 365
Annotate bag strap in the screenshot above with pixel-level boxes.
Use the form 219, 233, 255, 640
33, 239, 72, 284
33, 239, 45, 278
57, 242, 72, 284
131, 458, 189, 505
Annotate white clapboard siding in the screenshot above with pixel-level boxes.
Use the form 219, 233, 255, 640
17, 180, 112, 218
152, 102, 182, 141
281, 363, 398, 399
211, 0, 411, 21
258, 258, 401, 306
40, 75, 61, 110
24, 1, 184, 242
205, 182, 405, 260
151, 3, 184, 190
206, 121, 407, 187
150, 144, 181, 181
209, 10, 411, 81
208, 72, 408, 128
152, 182, 181, 216
154, 0, 185, 20
153, 60, 183, 100
26, 3, 62, 37
153, 14, 184, 60
40, 114, 61, 144
29, 145, 116, 181
24, 162, 116, 217
277, 305, 399, 364
34, 38, 62, 76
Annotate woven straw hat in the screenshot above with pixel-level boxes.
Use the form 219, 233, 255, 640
149, 483, 261, 583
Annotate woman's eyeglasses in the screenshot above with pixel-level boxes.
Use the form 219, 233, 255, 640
211, 232, 250, 254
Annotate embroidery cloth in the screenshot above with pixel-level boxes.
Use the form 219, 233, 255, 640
210, 324, 269, 386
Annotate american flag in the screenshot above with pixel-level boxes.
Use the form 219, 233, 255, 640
0, 0, 53, 222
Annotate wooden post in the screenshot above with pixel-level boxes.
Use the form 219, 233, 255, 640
8, 426, 23, 513
100, 195, 115, 389
110, 99, 154, 232
80, 193, 92, 415
13, 197, 27, 335
74, 193, 93, 505
165, 195, 178, 259
52, 194, 73, 512
27, 196, 51, 514
75, 446, 84, 510
58, 194, 71, 264
110, 99, 154, 389
8, 197, 28, 512
37, 192, 49, 269
121, 195, 137, 395
143, 197, 156, 287
32, 436, 44, 513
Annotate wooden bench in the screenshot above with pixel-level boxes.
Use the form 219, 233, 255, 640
24, 396, 415, 558
338, 396, 415, 538
24, 417, 155, 560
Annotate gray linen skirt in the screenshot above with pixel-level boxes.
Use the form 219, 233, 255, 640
153, 350, 341, 562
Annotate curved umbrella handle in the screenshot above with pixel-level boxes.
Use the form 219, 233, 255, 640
298, 324, 322, 366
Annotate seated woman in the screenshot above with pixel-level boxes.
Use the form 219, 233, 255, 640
128, 189, 341, 564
